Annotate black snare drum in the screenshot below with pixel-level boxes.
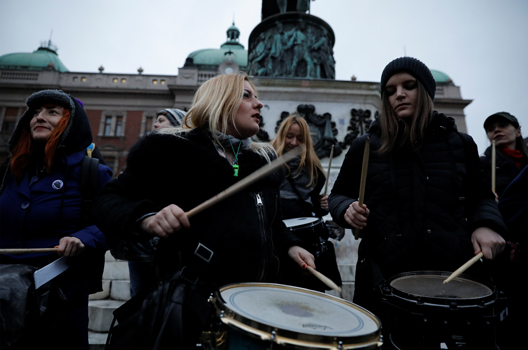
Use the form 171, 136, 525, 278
381, 271, 505, 350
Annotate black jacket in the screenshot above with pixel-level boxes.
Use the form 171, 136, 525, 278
480, 146, 527, 198
92, 128, 301, 288
329, 112, 507, 283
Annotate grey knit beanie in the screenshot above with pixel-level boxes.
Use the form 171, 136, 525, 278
380, 57, 436, 100
157, 108, 186, 127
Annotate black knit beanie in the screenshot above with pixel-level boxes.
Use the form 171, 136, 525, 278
380, 57, 436, 100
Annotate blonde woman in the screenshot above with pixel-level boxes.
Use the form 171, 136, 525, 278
271, 115, 341, 292
92, 73, 312, 348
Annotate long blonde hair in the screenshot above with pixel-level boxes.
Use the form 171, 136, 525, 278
162, 73, 275, 161
378, 79, 434, 154
271, 114, 324, 187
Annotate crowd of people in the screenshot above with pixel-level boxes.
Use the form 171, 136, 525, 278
0, 57, 525, 350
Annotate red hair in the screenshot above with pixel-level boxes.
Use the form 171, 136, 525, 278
10, 109, 71, 181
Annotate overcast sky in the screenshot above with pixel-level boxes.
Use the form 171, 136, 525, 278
1, 0, 527, 154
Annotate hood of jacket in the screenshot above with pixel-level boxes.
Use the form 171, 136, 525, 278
8, 89, 93, 156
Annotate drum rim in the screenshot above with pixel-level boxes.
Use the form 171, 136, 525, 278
385, 270, 496, 306
282, 217, 322, 229
215, 282, 382, 347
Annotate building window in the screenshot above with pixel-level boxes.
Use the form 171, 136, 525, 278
121, 78, 127, 83
140, 112, 156, 136
160, 79, 166, 85
73, 76, 78, 82
81, 77, 87, 82
115, 116, 123, 135
100, 112, 126, 137
113, 78, 118, 83
152, 79, 158, 84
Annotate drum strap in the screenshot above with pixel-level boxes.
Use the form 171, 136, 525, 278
180, 195, 245, 285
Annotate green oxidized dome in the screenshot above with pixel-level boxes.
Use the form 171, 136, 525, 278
184, 22, 247, 69
0, 43, 69, 72
430, 69, 452, 84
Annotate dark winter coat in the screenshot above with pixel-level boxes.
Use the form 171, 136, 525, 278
480, 146, 527, 198
329, 112, 507, 288
92, 127, 302, 289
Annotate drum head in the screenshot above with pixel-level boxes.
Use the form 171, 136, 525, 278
388, 271, 494, 305
216, 283, 381, 348
282, 217, 319, 228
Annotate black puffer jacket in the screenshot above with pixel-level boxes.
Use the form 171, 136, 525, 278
330, 112, 507, 282
92, 128, 301, 288
480, 146, 527, 198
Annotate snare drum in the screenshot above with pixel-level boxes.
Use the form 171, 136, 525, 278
283, 217, 327, 245
203, 283, 382, 350
381, 271, 504, 350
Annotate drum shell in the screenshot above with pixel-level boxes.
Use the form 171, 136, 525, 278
283, 217, 328, 245
380, 271, 505, 350
204, 283, 383, 350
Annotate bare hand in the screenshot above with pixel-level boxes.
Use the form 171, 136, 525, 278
471, 227, 505, 260
344, 201, 369, 229
319, 195, 329, 211
57, 237, 85, 257
141, 204, 190, 238
288, 246, 315, 270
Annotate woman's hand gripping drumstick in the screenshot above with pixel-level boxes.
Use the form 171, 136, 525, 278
141, 146, 304, 238
288, 246, 341, 293
443, 252, 484, 284
344, 137, 370, 240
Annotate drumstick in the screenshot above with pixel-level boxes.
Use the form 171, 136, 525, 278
185, 145, 304, 218
491, 140, 496, 195
0, 248, 58, 255
354, 136, 370, 240
323, 144, 334, 196
306, 266, 342, 293
443, 252, 484, 284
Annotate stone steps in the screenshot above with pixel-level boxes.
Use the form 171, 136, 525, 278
88, 251, 130, 349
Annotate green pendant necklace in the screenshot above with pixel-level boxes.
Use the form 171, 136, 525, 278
228, 136, 242, 177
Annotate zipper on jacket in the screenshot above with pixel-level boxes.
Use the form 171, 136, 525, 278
255, 192, 268, 281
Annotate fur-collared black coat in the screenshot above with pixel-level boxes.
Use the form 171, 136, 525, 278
329, 112, 507, 295
92, 128, 301, 288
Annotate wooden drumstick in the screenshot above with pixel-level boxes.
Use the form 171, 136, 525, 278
0, 248, 58, 255
185, 145, 304, 218
323, 144, 334, 196
306, 266, 342, 293
491, 140, 496, 195
443, 252, 484, 284
354, 136, 370, 240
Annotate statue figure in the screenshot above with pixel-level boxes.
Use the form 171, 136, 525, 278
285, 22, 315, 78
309, 27, 335, 79
249, 32, 271, 76
269, 22, 287, 76
296, 0, 311, 13
277, 0, 288, 13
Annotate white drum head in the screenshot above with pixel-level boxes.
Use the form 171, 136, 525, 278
216, 283, 381, 347
282, 217, 319, 228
